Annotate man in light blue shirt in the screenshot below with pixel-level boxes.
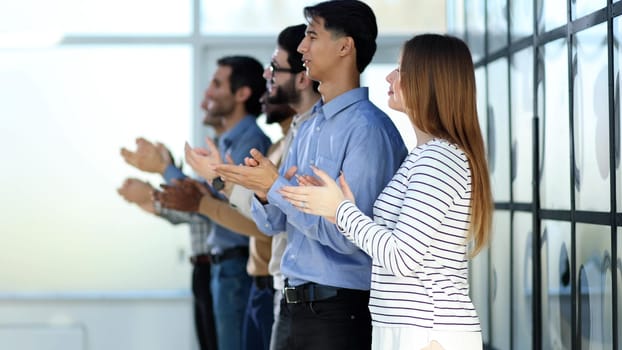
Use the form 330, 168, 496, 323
159, 55, 271, 350
214, 2, 407, 349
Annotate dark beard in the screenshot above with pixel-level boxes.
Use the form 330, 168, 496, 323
267, 78, 299, 106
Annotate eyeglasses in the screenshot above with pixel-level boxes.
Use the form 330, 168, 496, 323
269, 62, 296, 76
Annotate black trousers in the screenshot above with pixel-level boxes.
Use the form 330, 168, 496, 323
281, 288, 372, 350
192, 262, 218, 350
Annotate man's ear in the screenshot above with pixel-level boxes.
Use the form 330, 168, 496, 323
338, 36, 355, 57
235, 86, 252, 103
295, 71, 311, 89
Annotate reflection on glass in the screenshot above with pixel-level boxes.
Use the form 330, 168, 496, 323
572, 0, 606, 20
510, 0, 533, 41
576, 224, 612, 348
487, 0, 508, 53
200, 0, 445, 35
539, 39, 570, 209
614, 17, 622, 210
465, 0, 486, 62
618, 229, 622, 347
470, 222, 490, 343
574, 24, 610, 211
511, 48, 534, 203
539, 0, 567, 32
490, 211, 511, 350
513, 213, 532, 350
541, 220, 572, 349
488, 59, 510, 202
446, 0, 466, 38
476, 68, 488, 152
0, 46, 193, 291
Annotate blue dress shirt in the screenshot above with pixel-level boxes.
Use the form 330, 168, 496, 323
251, 88, 407, 290
165, 115, 271, 255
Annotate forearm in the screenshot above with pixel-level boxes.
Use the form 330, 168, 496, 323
198, 195, 269, 241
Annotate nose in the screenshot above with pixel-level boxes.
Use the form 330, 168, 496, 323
297, 37, 308, 54
263, 66, 271, 80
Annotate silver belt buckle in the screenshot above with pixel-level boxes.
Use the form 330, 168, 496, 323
283, 286, 300, 304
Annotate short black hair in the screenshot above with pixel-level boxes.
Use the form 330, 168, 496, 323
216, 56, 266, 117
278, 24, 307, 73
303, 0, 378, 73
277, 24, 320, 92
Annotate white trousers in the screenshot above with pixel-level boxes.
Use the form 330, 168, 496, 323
372, 326, 483, 350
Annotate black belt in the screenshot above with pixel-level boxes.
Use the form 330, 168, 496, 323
283, 282, 340, 304
253, 275, 274, 290
209, 246, 249, 264
189, 254, 211, 265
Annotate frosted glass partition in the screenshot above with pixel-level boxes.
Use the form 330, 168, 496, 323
573, 23, 610, 212
510, 0, 533, 41
513, 212, 533, 350
0, 46, 193, 291
490, 211, 510, 350
576, 224, 612, 349
486, 0, 508, 53
539, 38, 570, 210
541, 220, 572, 349
511, 47, 534, 203
488, 58, 510, 202
572, 0, 606, 20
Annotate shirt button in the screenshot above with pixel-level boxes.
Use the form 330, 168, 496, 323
264, 224, 270, 228
316, 127, 320, 131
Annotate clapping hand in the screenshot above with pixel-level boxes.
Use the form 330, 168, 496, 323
154, 178, 208, 213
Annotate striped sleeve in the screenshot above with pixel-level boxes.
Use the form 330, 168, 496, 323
336, 149, 468, 278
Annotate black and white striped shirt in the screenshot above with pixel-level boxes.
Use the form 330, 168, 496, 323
336, 139, 480, 331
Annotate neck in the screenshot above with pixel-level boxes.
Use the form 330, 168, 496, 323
414, 127, 434, 146
292, 89, 321, 116
221, 106, 247, 132
318, 66, 360, 103
279, 117, 294, 135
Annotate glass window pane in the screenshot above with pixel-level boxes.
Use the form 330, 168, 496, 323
572, 0, 606, 20
511, 48, 534, 203
618, 229, 622, 348
576, 224, 613, 348
541, 220, 572, 349
200, 0, 445, 35
0, 0, 193, 37
487, 0, 508, 53
614, 17, 622, 211
490, 211, 511, 350
465, 0, 486, 62
513, 212, 533, 350
0, 46, 193, 291
510, 0, 533, 41
488, 59, 510, 202
470, 235, 490, 344
476, 67, 488, 152
539, 39, 570, 210
574, 24, 610, 212
539, 0, 567, 32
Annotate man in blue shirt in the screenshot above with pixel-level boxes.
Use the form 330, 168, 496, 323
167, 56, 271, 350
124, 55, 271, 350
214, 2, 407, 349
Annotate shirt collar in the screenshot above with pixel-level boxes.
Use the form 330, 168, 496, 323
312, 87, 369, 121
